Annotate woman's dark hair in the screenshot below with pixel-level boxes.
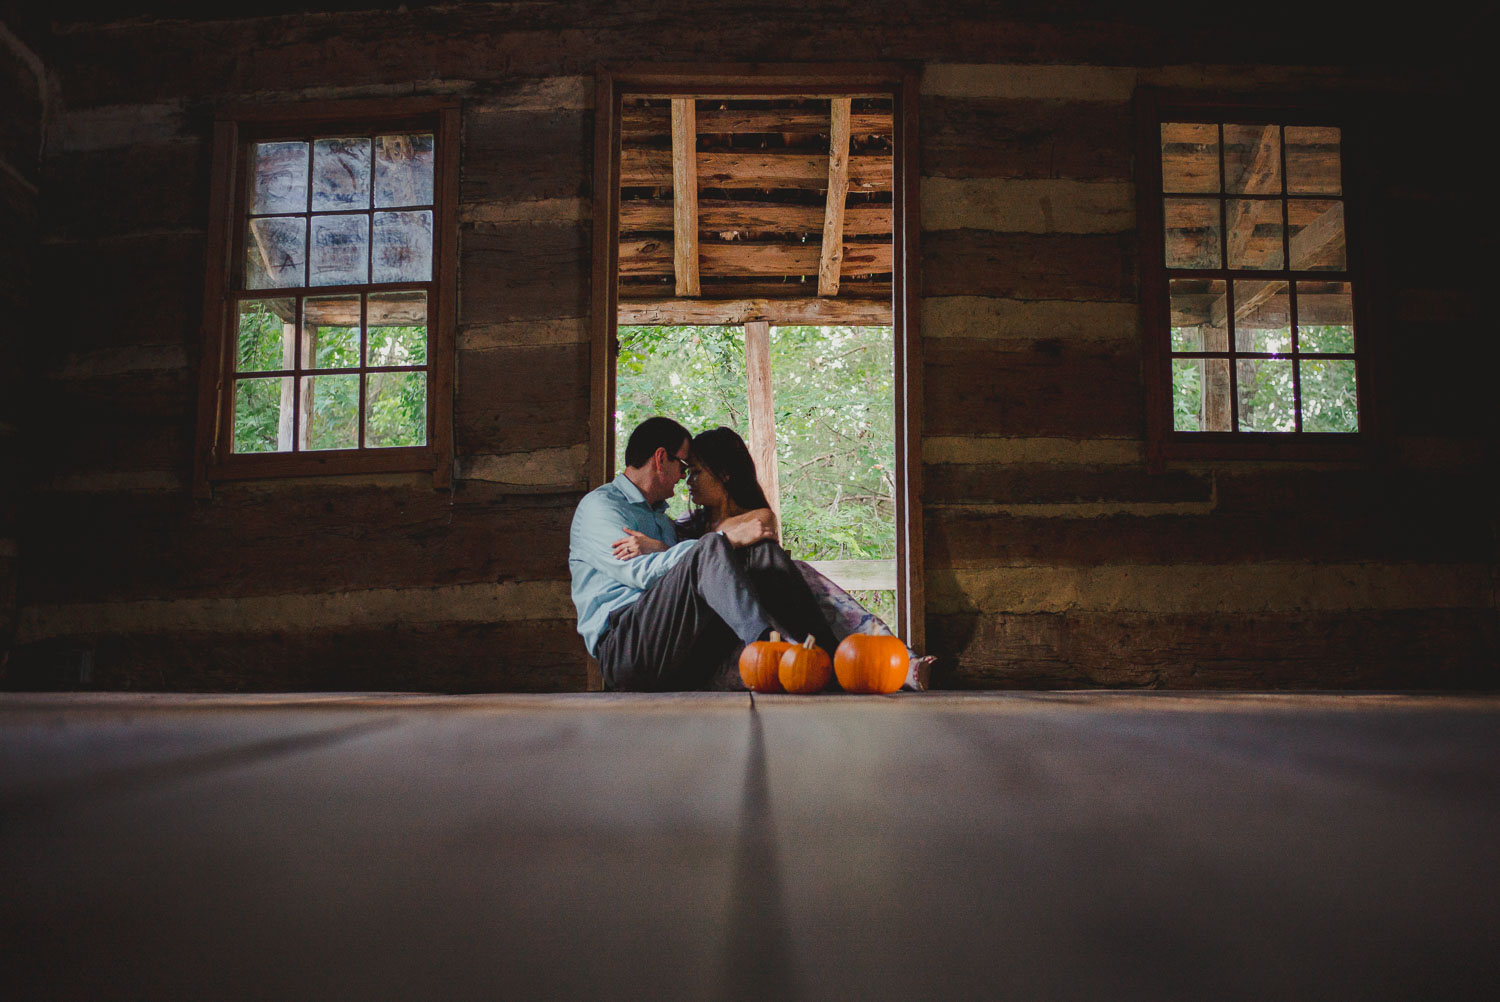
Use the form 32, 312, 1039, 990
690, 426, 770, 512
624, 416, 691, 469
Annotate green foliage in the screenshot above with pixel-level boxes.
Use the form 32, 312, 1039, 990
1171, 328, 1358, 434
615, 323, 896, 572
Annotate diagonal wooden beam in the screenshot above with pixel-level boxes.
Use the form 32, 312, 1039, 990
818, 98, 852, 297
1225, 125, 1281, 268
670, 98, 700, 297
1211, 201, 1348, 330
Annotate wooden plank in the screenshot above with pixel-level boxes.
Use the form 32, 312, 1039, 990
460, 108, 592, 205
743, 320, 781, 530
922, 231, 1136, 301
621, 104, 890, 137
460, 222, 590, 325
619, 238, 891, 277
454, 343, 589, 455
922, 297, 1138, 343
929, 610, 1498, 690
42, 140, 205, 240
818, 98, 851, 297
620, 198, 891, 236
921, 97, 1131, 181
924, 341, 1143, 439
923, 465, 1213, 507
670, 98, 700, 297
621, 148, 891, 191
804, 559, 895, 591
921, 178, 1134, 234
619, 278, 890, 302
618, 296, 891, 326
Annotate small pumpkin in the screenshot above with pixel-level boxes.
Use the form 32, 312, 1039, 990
739, 631, 794, 693
778, 636, 832, 694
834, 633, 910, 694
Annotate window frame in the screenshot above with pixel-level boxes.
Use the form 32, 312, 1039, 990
194, 97, 458, 495
1137, 89, 1378, 467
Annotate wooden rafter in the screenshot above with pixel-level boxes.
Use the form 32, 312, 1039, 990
618, 296, 892, 326
1210, 202, 1347, 328
621, 149, 891, 191
619, 238, 892, 278
818, 98, 852, 297
623, 104, 890, 137
1225, 125, 1281, 267
670, 98, 700, 297
620, 199, 892, 237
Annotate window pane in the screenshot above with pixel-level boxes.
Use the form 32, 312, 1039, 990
1164, 198, 1220, 269
1223, 124, 1281, 194
1289, 200, 1346, 271
1297, 281, 1355, 353
1300, 359, 1358, 432
236, 299, 294, 372
245, 217, 306, 290
301, 296, 361, 369
374, 133, 435, 207
1236, 359, 1295, 432
300, 374, 359, 451
250, 141, 308, 215
233, 376, 292, 453
310, 214, 369, 287
1169, 279, 1227, 350
1173, 358, 1231, 432
369, 291, 427, 365
1285, 126, 1341, 195
1160, 122, 1219, 193
365, 371, 427, 448
372, 210, 433, 283
312, 138, 372, 210
1226, 199, 1283, 270
1233, 279, 1290, 353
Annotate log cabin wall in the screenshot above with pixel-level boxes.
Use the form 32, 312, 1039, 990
2, 3, 1492, 691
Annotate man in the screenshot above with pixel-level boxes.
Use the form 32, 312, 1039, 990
569, 416, 838, 691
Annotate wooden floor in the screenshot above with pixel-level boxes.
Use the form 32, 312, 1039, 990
3, 691, 1497, 1000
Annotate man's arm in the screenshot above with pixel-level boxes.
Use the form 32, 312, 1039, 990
571, 493, 698, 591
718, 507, 778, 548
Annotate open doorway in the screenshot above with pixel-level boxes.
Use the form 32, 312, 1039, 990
591, 66, 922, 648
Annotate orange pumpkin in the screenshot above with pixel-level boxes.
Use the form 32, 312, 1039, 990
778, 636, 832, 694
739, 631, 793, 692
833, 633, 910, 694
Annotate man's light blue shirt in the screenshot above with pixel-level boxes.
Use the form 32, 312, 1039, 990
569, 473, 700, 657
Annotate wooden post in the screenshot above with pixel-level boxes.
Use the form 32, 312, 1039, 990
743, 320, 781, 532
277, 322, 296, 451
670, 98, 700, 297
818, 98, 851, 297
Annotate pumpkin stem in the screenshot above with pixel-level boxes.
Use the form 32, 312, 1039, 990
769, 631, 781, 643
802, 635, 816, 649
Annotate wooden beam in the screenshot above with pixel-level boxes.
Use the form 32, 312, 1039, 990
623, 104, 891, 137
618, 296, 892, 326
1226, 125, 1281, 268
818, 98, 852, 297
670, 98, 700, 297
619, 238, 892, 278
619, 198, 893, 237
744, 320, 782, 533
804, 559, 897, 591
621, 149, 891, 191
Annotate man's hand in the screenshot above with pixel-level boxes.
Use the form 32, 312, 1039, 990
611, 527, 668, 561
718, 508, 778, 549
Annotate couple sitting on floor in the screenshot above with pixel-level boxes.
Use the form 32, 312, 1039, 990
569, 416, 921, 692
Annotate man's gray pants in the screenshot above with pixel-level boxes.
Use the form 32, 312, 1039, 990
597, 534, 839, 692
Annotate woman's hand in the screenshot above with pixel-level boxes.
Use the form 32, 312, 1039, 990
611, 527, 667, 560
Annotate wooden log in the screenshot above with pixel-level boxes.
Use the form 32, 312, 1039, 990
923, 465, 1213, 507
618, 296, 891, 326
621, 104, 890, 138
818, 98, 852, 297
7, 619, 590, 693
743, 320, 782, 530
922, 231, 1136, 301
928, 609, 1498, 690
920, 97, 1131, 181
670, 98, 700, 297
620, 198, 892, 237
922, 297, 1138, 343
619, 278, 890, 302
461, 108, 592, 204
804, 559, 895, 591
459, 222, 589, 324
619, 238, 891, 278
20, 486, 579, 605
43, 140, 206, 240
921, 178, 1134, 234
41, 234, 204, 351
924, 341, 1143, 439
621, 148, 891, 191
454, 343, 589, 454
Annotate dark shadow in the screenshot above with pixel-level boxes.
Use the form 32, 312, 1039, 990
717, 697, 799, 1000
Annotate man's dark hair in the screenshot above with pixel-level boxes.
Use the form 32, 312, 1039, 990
624, 416, 691, 469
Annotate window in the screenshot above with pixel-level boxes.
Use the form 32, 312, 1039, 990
195, 99, 457, 490
1139, 94, 1368, 461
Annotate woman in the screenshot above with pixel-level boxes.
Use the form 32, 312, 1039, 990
613, 426, 929, 689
